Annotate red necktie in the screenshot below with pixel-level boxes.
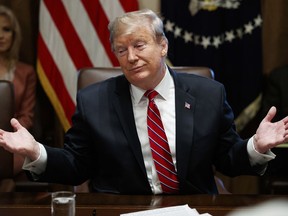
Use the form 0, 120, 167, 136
145, 90, 179, 194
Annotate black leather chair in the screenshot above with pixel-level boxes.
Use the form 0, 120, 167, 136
77, 66, 214, 90
0, 81, 73, 192
0, 81, 15, 191
260, 65, 288, 194
0, 80, 14, 131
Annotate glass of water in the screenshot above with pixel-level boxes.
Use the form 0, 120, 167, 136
51, 191, 76, 216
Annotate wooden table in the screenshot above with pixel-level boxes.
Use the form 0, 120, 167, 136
0, 192, 286, 216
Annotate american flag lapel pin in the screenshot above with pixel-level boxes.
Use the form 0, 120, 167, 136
184, 102, 191, 109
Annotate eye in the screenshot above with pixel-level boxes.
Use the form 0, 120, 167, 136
134, 42, 146, 50
115, 47, 127, 57
3, 26, 12, 33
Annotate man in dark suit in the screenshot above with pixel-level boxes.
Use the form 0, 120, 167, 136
1, 9, 288, 194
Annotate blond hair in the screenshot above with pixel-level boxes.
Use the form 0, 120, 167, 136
0, 5, 22, 66
108, 9, 167, 51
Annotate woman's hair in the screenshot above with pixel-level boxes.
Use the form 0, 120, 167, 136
108, 9, 167, 51
0, 5, 22, 62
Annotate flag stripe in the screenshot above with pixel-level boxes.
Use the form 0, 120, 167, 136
100, 0, 125, 21
119, 0, 139, 12
37, 34, 75, 126
62, 0, 112, 67
40, 1, 77, 103
44, 0, 93, 69
82, 0, 119, 66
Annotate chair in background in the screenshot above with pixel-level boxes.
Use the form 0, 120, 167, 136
75, 66, 230, 194
0, 81, 73, 192
0, 80, 15, 191
77, 66, 214, 90
259, 65, 288, 194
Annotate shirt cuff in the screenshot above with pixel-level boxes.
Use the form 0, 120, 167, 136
22, 143, 47, 175
247, 136, 276, 166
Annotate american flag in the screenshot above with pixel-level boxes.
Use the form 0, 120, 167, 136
37, 0, 139, 131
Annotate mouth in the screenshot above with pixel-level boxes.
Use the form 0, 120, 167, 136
129, 66, 144, 73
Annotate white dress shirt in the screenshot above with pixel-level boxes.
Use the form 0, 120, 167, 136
130, 66, 176, 194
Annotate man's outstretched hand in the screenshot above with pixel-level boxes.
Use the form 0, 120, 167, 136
0, 118, 40, 161
254, 106, 288, 153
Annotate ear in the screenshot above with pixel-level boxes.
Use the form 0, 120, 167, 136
160, 39, 168, 57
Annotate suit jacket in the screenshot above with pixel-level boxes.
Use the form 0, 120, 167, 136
37, 68, 261, 194
13, 62, 37, 129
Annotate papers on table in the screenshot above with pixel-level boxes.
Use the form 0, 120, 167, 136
120, 204, 212, 216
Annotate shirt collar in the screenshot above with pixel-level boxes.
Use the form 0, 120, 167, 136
130, 65, 172, 104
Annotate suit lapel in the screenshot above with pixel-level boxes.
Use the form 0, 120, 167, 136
172, 71, 196, 181
111, 77, 147, 177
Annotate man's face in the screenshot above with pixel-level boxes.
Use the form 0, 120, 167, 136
113, 26, 167, 90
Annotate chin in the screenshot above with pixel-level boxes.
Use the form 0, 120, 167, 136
130, 73, 150, 86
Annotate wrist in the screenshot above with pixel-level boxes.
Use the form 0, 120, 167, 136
253, 134, 269, 154
30, 140, 40, 161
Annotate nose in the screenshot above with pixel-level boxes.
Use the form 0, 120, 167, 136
127, 47, 138, 63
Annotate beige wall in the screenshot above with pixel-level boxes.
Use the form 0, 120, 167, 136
138, 0, 160, 12
261, 0, 288, 75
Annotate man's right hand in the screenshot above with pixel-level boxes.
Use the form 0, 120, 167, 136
0, 118, 40, 161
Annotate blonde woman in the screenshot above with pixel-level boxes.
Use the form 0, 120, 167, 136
0, 5, 36, 177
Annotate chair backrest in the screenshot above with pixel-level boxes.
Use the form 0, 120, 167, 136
0, 80, 14, 179
77, 66, 214, 90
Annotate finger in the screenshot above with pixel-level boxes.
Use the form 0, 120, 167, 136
10, 118, 23, 131
284, 118, 288, 128
283, 116, 288, 125
263, 106, 277, 123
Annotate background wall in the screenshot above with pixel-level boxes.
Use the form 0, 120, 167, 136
1, 0, 287, 76
261, 0, 288, 75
